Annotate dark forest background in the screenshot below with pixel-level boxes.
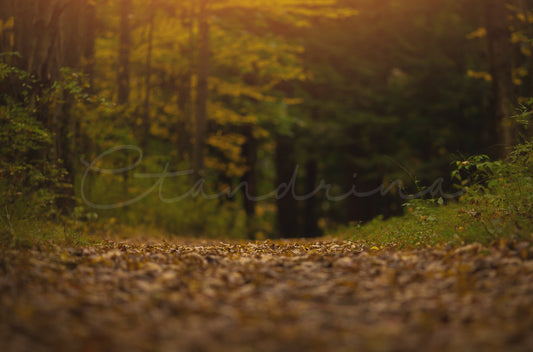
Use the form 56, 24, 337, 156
1, 0, 531, 239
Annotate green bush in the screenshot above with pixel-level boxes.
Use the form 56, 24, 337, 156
451, 107, 533, 239
345, 104, 533, 248
0, 65, 67, 237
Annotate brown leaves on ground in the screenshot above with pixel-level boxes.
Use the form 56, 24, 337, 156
1, 238, 533, 351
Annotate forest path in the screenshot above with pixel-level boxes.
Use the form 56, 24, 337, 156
1, 238, 533, 351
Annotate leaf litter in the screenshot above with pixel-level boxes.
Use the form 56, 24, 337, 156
1, 238, 533, 351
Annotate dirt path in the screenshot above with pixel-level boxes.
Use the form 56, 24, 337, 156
1, 238, 533, 351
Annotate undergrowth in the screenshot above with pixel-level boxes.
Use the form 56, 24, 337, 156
348, 105, 533, 249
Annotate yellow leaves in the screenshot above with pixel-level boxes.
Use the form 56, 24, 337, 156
209, 104, 257, 126
253, 126, 270, 140
510, 30, 533, 59
521, 46, 532, 57
511, 31, 526, 44
515, 11, 533, 24
163, 103, 180, 117
212, 27, 305, 82
150, 122, 169, 139
207, 133, 246, 155
4, 17, 14, 30
205, 157, 247, 178
0, 17, 14, 33
286, 6, 360, 20
213, 0, 358, 28
0, 17, 15, 47
466, 27, 486, 40
292, 18, 312, 28
206, 101, 269, 179
211, 78, 276, 104
335, 8, 360, 18
513, 67, 528, 86
280, 0, 337, 5
467, 70, 492, 82
206, 132, 248, 177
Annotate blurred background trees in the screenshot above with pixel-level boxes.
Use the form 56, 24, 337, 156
1, 0, 531, 238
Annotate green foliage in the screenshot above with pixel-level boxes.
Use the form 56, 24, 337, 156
0, 65, 110, 245
0, 63, 253, 241
0, 65, 65, 228
345, 108, 533, 248
0, 218, 99, 249
451, 121, 533, 239
77, 153, 249, 239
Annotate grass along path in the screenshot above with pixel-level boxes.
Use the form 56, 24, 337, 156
1, 238, 533, 351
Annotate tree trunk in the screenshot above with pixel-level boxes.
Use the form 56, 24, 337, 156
53, 87, 77, 213
13, 0, 67, 83
240, 124, 258, 238
484, 0, 516, 156
304, 158, 321, 237
10, 0, 83, 214
142, 2, 155, 148
82, 0, 96, 89
176, 3, 195, 161
193, 0, 209, 177
55, 1, 83, 213
117, 0, 132, 105
275, 133, 299, 238
517, 0, 533, 97
0, 0, 15, 55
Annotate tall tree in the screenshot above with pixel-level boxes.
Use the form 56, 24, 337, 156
7, 0, 85, 213
0, 0, 14, 55
82, 0, 96, 88
176, 1, 195, 161
13, 0, 65, 82
485, 0, 516, 156
117, 0, 132, 105
303, 158, 321, 237
275, 132, 299, 237
193, 0, 210, 176
142, 0, 155, 147
55, 0, 83, 193
240, 124, 258, 238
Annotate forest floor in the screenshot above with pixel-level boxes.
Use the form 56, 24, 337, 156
1, 238, 533, 352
